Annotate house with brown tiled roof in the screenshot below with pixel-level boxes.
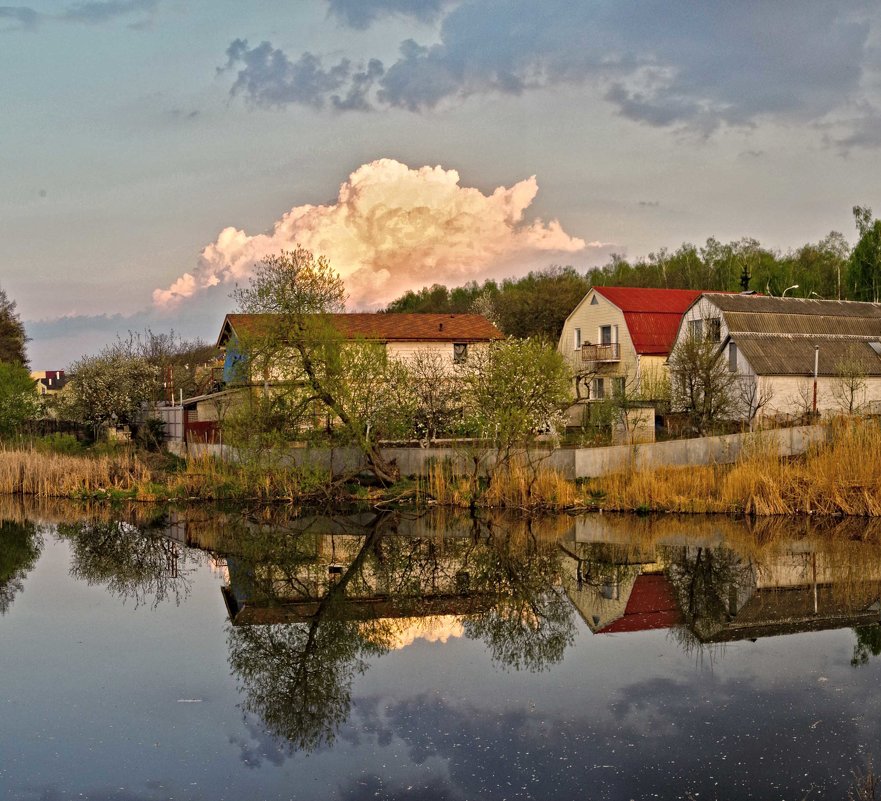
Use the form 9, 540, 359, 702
177, 312, 503, 443
216, 312, 503, 385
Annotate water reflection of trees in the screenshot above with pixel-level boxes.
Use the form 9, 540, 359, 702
223, 511, 574, 753
55, 520, 198, 608
0, 519, 42, 615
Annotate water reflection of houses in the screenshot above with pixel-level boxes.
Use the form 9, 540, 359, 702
165, 510, 572, 627
562, 515, 881, 643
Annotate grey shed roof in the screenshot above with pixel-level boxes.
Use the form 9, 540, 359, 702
734, 335, 881, 377
704, 293, 881, 320
697, 294, 881, 375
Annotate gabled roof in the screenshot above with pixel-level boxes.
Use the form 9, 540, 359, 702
593, 287, 704, 355
733, 336, 881, 376
595, 574, 682, 634
695, 293, 881, 375
217, 313, 503, 348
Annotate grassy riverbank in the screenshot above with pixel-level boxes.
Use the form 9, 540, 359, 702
2, 417, 880, 514
587, 417, 881, 516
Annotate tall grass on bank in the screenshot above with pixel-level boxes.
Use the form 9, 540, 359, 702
0, 448, 150, 498
423, 456, 578, 510
0, 447, 330, 502
591, 417, 881, 516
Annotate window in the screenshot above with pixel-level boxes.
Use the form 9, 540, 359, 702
599, 325, 613, 345
592, 377, 605, 399
689, 319, 703, 340
613, 376, 625, 397
590, 295, 599, 305
707, 318, 721, 342
453, 343, 468, 364
729, 342, 738, 372
574, 328, 582, 349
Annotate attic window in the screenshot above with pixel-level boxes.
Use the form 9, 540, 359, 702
590, 296, 599, 305
870, 342, 881, 357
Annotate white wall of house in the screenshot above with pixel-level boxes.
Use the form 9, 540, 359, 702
758, 375, 881, 417
558, 289, 636, 398
675, 296, 728, 346
387, 341, 460, 362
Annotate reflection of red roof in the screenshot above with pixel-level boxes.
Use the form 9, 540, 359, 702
593, 287, 703, 355
597, 574, 682, 634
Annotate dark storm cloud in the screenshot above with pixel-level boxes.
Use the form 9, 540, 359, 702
828, 105, 881, 153
225, 0, 878, 139
0, 0, 155, 29
326, 0, 454, 30
59, 0, 157, 24
222, 39, 359, 110
0, 6, 39, 29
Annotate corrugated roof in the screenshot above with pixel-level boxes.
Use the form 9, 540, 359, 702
735, 335, 881, 376
706, 293, 881, 319
724, 311, 881, 337
593, 287, 704, 355
218, 313, 503, 347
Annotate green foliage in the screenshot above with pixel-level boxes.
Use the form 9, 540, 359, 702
134, 417, 166, 452
385, 279, 494, 314
384, 230, 857, 338
0, 520, 42, 615
464, 338, 572, 450
851, 625, 881, 667
0, 362, 39, 440
233, 248, 403, 483
848, 206, 881, 302
34, 432, 84, 455
386, 267, 588, 341
493, 266, 590, 340
62, 347, 159, 435
0, 289, 28, 366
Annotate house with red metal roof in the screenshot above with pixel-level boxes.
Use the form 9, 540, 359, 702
558, 286, 703, 404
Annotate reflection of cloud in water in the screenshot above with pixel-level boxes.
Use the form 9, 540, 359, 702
340, 663, 881, 801
361, 615, 465, 651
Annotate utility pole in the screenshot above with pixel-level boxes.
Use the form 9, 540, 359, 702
812, 345, 819, 416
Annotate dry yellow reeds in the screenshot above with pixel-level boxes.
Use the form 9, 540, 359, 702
422, 456, 578, 510
589, 417, 881, 516
0, 448, 151, 498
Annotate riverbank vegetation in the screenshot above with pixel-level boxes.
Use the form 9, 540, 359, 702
3, 417, 881, 516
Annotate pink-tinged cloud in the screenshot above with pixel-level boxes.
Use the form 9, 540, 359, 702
152, 159, 589, 309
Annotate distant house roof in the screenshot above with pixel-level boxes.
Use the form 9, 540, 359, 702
593, 287, 704, 355
217, 313, 503, 348
698, 293, 881, 376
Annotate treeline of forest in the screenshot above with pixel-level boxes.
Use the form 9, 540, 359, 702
385, 209, 881, 340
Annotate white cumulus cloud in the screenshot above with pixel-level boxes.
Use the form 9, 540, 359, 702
152, 159, 587, 309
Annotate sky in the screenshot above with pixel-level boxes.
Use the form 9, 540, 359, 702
4, 0, 881, 366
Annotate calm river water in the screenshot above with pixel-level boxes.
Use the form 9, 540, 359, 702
3, 501, 881, 800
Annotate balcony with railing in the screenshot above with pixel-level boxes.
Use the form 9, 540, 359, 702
581, 342, 620, 364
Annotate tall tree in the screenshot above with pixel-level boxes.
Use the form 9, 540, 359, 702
234, 247, 404, 483
848, 206, 881, 302
0, 289, 28, 366
0, 363, 39, 440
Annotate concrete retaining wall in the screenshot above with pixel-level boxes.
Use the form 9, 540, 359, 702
185, 424, 827, 480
